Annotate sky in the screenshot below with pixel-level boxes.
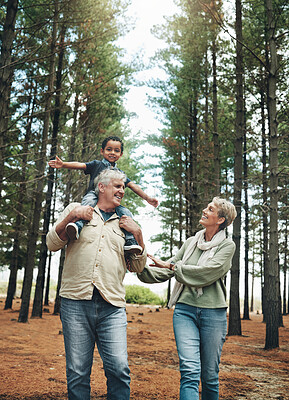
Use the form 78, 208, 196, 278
118, 0, 179, 294
118, 0, 178, 135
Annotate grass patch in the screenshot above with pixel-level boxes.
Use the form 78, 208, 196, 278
125, 284, 166, 306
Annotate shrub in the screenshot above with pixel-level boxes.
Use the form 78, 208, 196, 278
125, 285, 165, 306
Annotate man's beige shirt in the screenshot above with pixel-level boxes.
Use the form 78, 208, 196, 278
47, 203, 147, 307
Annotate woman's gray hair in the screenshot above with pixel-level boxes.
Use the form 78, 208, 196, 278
213, 197, 237, 230
94, 168, 126, 195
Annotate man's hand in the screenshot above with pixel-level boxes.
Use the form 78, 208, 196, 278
48, 155, 64, 169
72, 205, 94, 221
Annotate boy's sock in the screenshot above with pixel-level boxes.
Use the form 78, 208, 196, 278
66, 222, 79, 240
124, 238, 143, 256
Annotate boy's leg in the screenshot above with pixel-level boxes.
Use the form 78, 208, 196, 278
115, 205, 142, 255
66, 191, 98, 240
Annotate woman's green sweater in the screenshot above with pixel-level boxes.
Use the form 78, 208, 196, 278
138, 236, 235, 309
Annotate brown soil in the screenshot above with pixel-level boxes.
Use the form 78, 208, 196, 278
0, 300, 288, 400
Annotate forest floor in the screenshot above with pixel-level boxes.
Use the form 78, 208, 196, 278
0, 299, 288, 400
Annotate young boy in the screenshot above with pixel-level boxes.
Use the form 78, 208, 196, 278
48, 136, 158, 255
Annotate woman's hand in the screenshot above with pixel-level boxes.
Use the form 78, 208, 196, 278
147, 254, 170, 269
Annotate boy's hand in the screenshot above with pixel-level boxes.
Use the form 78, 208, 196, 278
146, 197, 158, 208
48, 155, 63, 169
119, 215, 140, 234
119, 216, 145, 250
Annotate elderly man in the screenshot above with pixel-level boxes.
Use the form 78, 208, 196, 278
47, 168, 147, 400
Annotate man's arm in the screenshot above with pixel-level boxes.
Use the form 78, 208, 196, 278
48, 155, 87, 170
119, 215, 147, 273
126, 181, 158, 207
47, 204, 94, 252
55, 205, 94, 241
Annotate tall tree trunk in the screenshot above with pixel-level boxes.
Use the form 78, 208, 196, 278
188, 93, 198, 235
228, 0, 244, 336
250, 241, 255, 312
44, 171, 58, 306
212, 37, 220, 195
18, 2, 58, 323
260, 87, 269, 322
264, 0, 280, 350
4, 86, 35, 309
32, 20, 66, 318
283, 218, 288, 315
44, 253, 52, 306
0, 0, 18, 198
53, 94, 79, 314
185, 141, 190, 239
53, 248, 65, 315
203, 48, 210, 203
178, 151, 183, 247
243, 119, 250, 320
166, 221, 175, 307
187, 98, 194, 237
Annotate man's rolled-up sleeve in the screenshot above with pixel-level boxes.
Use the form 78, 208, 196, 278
127, 248, 147, 273
46, 228, 67, 252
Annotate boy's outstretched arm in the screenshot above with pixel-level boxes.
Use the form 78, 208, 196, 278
127, 181, 158, 208
48, 155, 86, 170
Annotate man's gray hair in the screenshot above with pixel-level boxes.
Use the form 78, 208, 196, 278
94, 168, 126, 195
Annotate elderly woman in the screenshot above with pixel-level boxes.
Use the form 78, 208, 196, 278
138, 197, 237, 400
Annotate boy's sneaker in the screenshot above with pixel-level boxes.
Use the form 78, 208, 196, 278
124, 243, 143, 256
66, 222, 79, 240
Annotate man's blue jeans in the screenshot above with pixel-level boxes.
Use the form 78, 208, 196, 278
173, 303, 227, 400
60, 289, 130, 400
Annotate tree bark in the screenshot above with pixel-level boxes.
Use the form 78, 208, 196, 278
264, 0, 280, 350
228, 0, 244, 336
243, 117, 250, 320
0, 0, 18, 198
188, 94, 198, 235
282, 218, 287, 315
4, 85, 35, 309
260, 87, 269, 322
212, 37, 220, 195
250, 241, 255, 312
53, 93, 79, 314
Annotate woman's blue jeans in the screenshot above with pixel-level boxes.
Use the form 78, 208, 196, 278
173, 303, 227, 400
60, 289, 130, 400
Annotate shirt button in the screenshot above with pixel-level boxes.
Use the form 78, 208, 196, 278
99, 249, 101, 252
102, 235, 104, 238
